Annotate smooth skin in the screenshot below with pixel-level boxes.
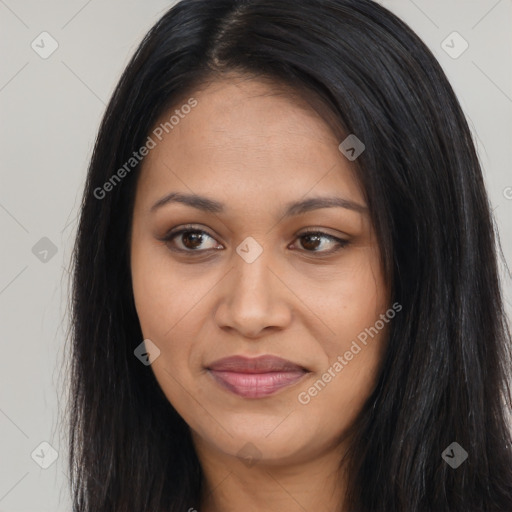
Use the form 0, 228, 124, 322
130, 74, 390, 512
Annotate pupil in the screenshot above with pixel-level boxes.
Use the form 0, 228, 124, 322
183, 231, 202, 249
302, 234, 320, 250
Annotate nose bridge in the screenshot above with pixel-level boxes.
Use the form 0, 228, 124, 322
215, 237, 291, 336
232, 238, 275, 306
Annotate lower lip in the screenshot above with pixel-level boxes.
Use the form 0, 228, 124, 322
208, 369, 308, 398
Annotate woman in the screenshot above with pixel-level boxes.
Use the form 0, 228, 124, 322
67, 0, 512, 510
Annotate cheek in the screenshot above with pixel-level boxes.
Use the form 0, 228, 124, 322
297, 325, 388, 435
130, 233, 201, 340
131, 268, 197, 375
130, 238, 213, 388
130, 254, 200, 416
318, 249, 388, 350
301, 250, 388, 413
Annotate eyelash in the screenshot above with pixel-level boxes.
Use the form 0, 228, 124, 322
159, 224, 350, 256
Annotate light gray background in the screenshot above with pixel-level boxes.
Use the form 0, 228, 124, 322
0, 0, 511, 510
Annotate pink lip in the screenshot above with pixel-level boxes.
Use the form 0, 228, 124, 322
207, 355, 309, 398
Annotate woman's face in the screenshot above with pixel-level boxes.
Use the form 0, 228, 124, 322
130, 75, 390, 465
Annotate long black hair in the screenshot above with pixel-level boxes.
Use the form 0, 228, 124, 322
66, 0, 512, 510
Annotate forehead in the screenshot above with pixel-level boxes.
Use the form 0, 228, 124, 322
136, 75, 365, 208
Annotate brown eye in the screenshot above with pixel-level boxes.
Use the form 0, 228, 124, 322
162, 227, 222, 253
295, 231, 349, 254
159, 226, 349, 257
180, 231, 207, 250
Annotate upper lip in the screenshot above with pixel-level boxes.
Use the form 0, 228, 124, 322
207, 355, 308, 373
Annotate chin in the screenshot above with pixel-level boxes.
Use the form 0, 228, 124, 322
191, 415, 326, 465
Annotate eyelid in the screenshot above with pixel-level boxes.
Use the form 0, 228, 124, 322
297, 227, 347, 239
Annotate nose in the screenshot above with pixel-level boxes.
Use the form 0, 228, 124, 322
214, 246, 292, 339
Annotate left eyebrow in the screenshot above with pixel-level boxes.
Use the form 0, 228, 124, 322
281, 195, 368, 217
150, 192, 368, 216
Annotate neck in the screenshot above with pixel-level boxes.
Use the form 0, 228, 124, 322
193, 435, 350, 512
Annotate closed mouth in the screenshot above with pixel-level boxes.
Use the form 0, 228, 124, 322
206, 355, 310, 398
